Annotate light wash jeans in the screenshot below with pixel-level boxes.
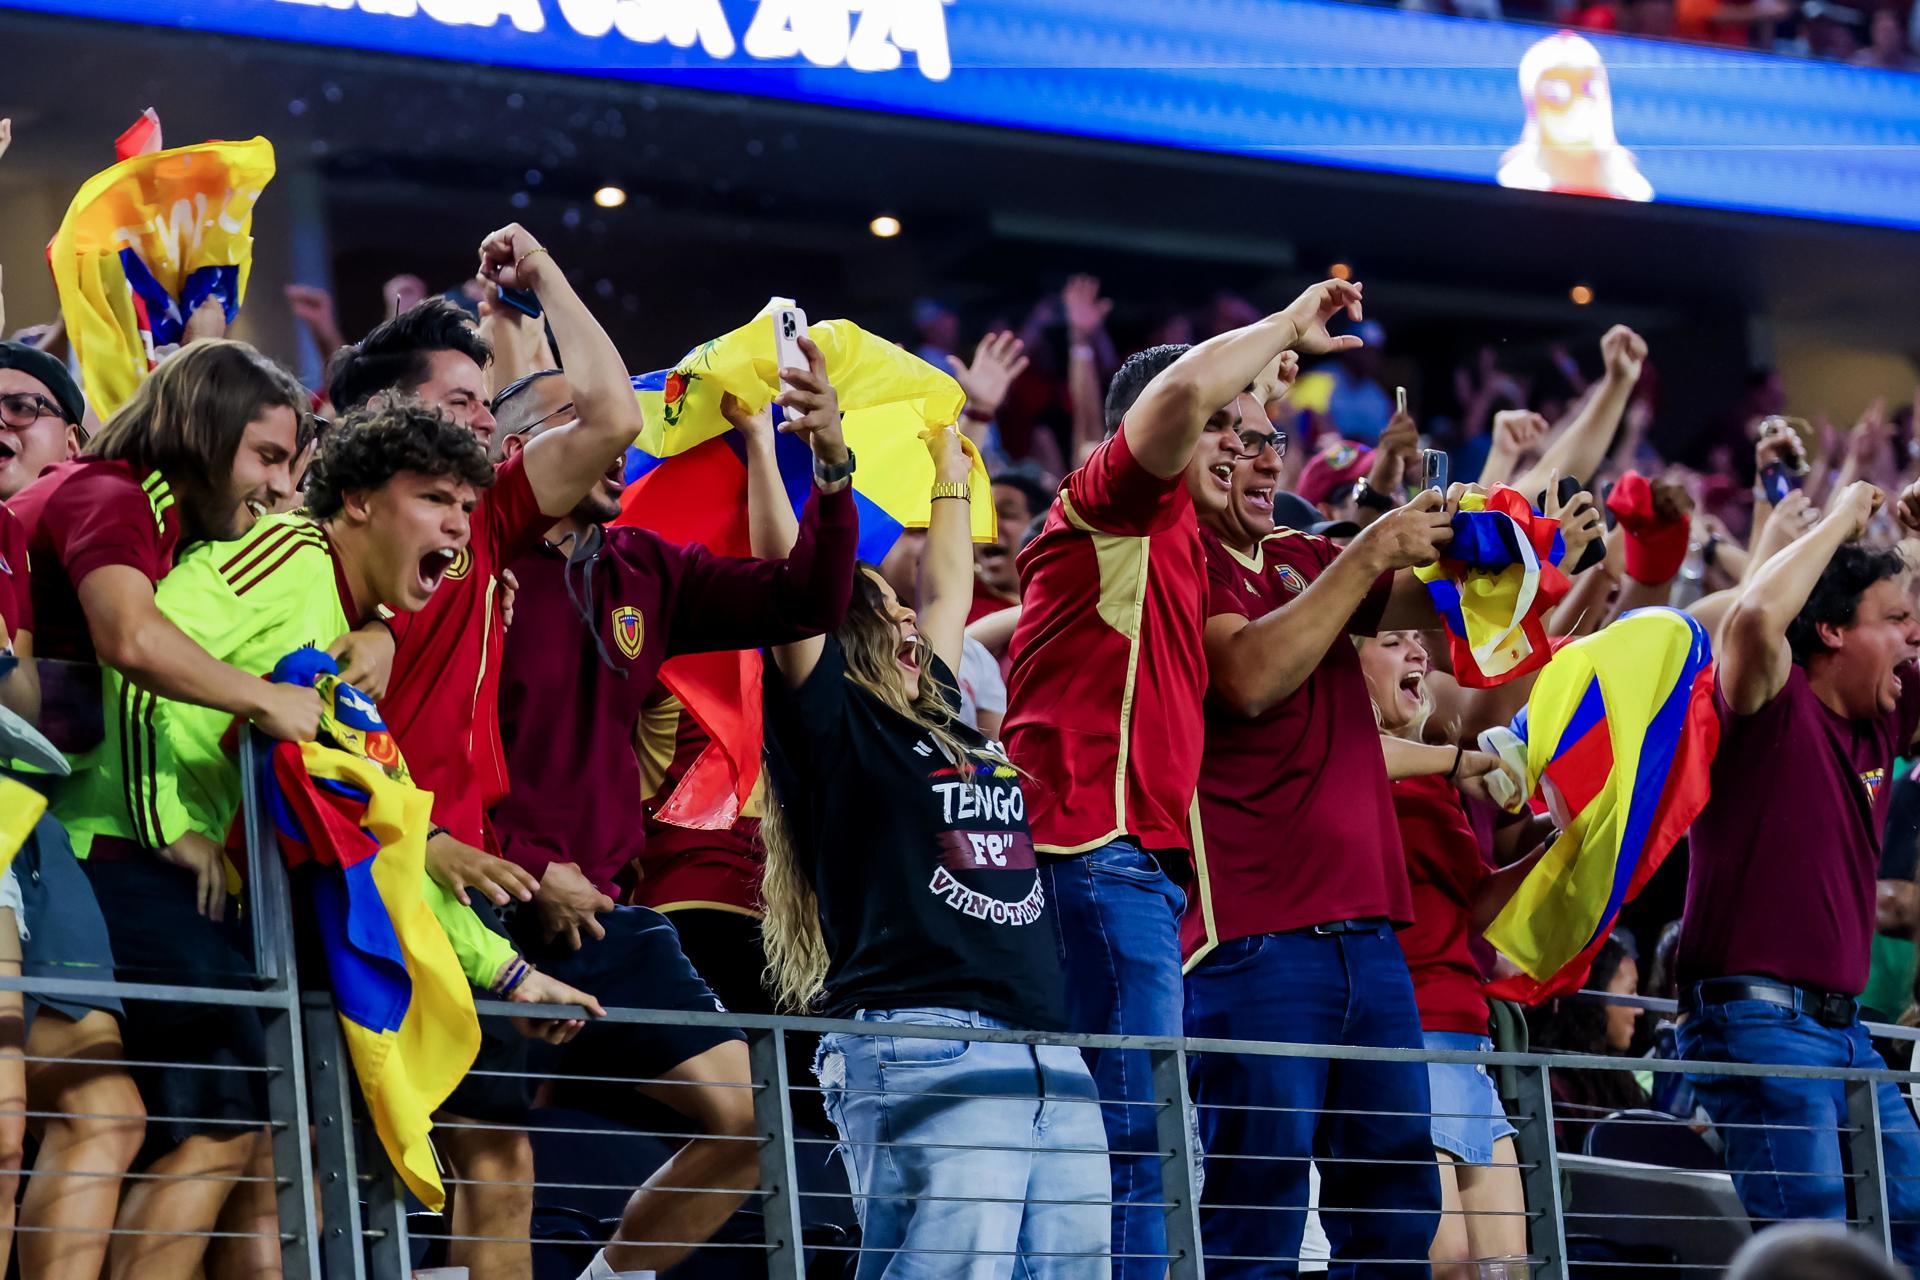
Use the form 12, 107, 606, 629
815, 1006, 1111, 1279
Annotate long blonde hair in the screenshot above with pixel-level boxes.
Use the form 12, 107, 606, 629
1359, 631, 1439, 744
759, 566, 1010, 1012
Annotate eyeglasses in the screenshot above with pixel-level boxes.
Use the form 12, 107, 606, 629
1229, 427, 1288, 460
0, 393, 63, 431
505, 402, 576, 439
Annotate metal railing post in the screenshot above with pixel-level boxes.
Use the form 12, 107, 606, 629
1847, 1075, 1894, 1253
363, 1137, 413, 1278
749, 1025, 808, 1280
240, 731, 323, 1278
1151, 1046, 1205, 1279
304, 991, 371, 1280
1508, 1062, 1569, 1280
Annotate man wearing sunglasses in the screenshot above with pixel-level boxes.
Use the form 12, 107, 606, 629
0, 342, 82, 501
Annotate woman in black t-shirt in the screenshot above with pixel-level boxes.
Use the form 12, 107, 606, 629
760, 420, 1106, 1279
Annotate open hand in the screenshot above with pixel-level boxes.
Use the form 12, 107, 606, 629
946, 332, 1029, 422
1062, 275, 1112, 339
425, 831, 538, 908
534, 862, 616, 952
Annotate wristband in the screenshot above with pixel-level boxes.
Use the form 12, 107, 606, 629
961, 405, 995, 424
427, 825, 449, 842
512, 245, 551, 276
491, 956, 531, 996
1447, 745, 1464, 781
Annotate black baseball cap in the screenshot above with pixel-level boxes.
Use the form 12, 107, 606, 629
0, 341, 85, 427
1271, 489, 1359, 540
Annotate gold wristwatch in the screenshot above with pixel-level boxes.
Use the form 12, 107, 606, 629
930, 481, 971, 501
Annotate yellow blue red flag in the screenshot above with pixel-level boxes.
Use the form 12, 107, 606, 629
1414, 486, 1572, 688
614, 300, 986, 828
261, 649, 476, 1210
1483, 608, 1720, 1002
47, 121, 274, 418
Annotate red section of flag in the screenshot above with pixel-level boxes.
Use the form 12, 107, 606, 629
613, 436, 763, 829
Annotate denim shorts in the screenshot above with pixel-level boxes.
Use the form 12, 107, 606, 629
1424, 1031, 1517, 1166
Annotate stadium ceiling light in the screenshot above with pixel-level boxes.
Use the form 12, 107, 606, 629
1570, 284, 1594, 305
869, 214, 903, 238
593, 185, 628, 209
1329, 262, 1352, 281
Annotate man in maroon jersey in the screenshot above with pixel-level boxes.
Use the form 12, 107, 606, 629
490, 348, 855, 1280
1001, 279, 1367, 1278
325, 222, 645, 1280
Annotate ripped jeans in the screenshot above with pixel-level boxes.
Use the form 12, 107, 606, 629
815, 1007, 1111, 1279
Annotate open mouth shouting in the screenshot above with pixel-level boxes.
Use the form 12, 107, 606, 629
1244, 483, 1275, 514
1398, 670, 1425, 707
897, 627, 922, 679
1206, 462, 1234, 494
418, 544, 460, 597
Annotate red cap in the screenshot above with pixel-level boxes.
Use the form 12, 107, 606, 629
1296, 441, 1375, 507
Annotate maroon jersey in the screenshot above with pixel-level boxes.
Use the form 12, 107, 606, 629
493, 487, 856, 896
1184, 528, 1409, 968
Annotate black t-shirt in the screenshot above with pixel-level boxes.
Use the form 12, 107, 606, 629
1881, 761, 1920, 882
763, 635, 1066, 1030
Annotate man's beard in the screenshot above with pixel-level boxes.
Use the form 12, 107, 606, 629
177, 475, 254, 542
573, 489, 622, 528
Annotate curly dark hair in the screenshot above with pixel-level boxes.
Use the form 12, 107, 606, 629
1786, 541, 1910, 665
303, 402, 495, 518
1103, 343, 1191, 435
325, 298, 492, 411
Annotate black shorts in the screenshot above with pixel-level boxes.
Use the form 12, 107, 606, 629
511, 905, 745, 1090
81, 856, 267, 1159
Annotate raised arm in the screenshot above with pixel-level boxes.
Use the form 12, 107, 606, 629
476, 224, 645, 517
767, 336, 855, 690
1064, 274, 1114, 465
918, 426, 977, 679
1124, 279, 1364, 478
1206, 492, 1450, 718
724, 395, 802, 559
1513, 325, 1645, 494
1720, 480, 1881, 714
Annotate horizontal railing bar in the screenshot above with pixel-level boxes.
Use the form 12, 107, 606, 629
0, 973, 292, 1008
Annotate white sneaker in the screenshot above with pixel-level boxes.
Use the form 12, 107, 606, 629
576, 1251, 655, 1280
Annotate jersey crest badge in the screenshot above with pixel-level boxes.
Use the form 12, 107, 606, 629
612, 606, 645, 659
443, 546, 472, 582
1275, 564, 1307, 594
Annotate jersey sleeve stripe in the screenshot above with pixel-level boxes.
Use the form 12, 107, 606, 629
220, 525, 323, 583
233, 535, 328, 597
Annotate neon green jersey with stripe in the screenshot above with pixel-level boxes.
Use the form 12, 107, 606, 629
57, 513, 514, 987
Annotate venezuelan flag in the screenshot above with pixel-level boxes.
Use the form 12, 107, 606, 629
1414, 486, 1571, 689
47, 115, 273, 419
615, 299, 984, 828
260, 650, 477, 1210
1483, 608, 1720, 1003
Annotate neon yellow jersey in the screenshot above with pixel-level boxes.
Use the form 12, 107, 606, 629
56, 513, 513, 987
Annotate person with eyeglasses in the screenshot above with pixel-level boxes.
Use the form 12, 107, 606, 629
999, 279, 1370, 1279
1183, 397, 1463, 1276
0, 342, 83, 501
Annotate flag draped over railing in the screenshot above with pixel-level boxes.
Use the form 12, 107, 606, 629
1483, 607, 1720, 1002
47, 114, 273, 418
259, 649, 477, 1210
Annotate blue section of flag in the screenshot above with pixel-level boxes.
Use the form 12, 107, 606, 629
310, 856, 410, 1035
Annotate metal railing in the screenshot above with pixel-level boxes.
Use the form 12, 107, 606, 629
7, 733, 1919, 1276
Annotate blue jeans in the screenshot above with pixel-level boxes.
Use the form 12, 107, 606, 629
1676, 994, 1920, 1265
1185, 927, 1441, 1278
815, 1008, 1111, 1280
1041, 841, 1186, 1280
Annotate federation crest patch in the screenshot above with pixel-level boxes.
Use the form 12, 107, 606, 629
1321, 443, 1359, 470
612, 606, 645, 659
1275, 563, 1307, 594
1863, 768, 1887, 802
442, 546, 473, 582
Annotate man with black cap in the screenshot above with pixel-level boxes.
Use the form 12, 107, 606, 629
0, 341, 81, 500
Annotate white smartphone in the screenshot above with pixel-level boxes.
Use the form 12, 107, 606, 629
772, 306, 809, 392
